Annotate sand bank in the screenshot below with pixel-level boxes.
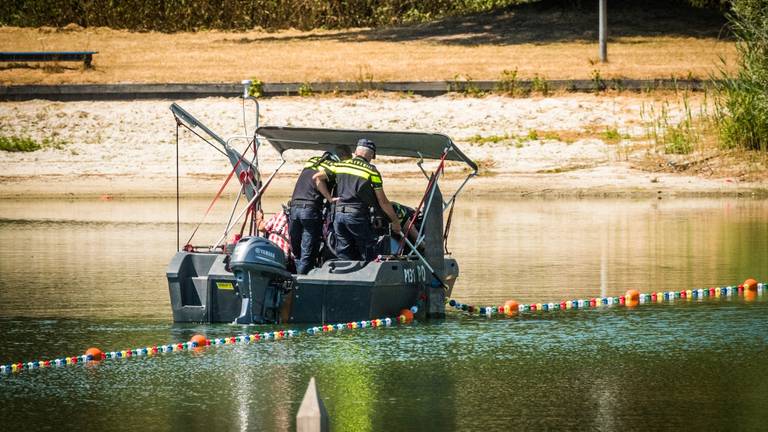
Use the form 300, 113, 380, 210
1, 94, 765, 199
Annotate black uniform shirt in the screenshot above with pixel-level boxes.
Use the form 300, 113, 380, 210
332, 156, 383, 209
291, 155, 336, 207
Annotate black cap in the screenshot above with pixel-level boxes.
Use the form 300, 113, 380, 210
357, 138, 376, 155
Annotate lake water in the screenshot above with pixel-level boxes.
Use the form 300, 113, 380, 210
1, 197, 766, 431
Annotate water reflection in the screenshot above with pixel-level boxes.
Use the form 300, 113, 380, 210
0, 197, 766, 431
0, 197, 765, 320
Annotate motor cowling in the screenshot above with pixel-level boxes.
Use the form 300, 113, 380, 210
229, 236, 292, 324
230, 236, 287, 271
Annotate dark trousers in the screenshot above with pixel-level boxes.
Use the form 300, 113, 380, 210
289, 206, 322, 274
333, 211, 375, 261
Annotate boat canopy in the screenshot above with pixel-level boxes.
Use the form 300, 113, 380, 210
257, 126, 477, 171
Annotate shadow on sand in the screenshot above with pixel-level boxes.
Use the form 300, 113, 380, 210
219, 0, 729, 47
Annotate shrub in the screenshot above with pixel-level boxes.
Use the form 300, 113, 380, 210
714, 0, 768, 152
0, 136, 42, 152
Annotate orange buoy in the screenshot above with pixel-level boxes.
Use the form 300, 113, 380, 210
504, 300, 519, 316
399, 309, 414, 323
85, 347, 104, 361
190, 334, 207, 347
745, 290, 757, 302
744, 278, 758, 292
625, 289, 640, 308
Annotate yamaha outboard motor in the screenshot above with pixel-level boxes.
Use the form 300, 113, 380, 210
230, 236, 293, 324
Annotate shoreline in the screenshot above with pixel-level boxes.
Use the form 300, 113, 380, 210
2, 171, 765, 200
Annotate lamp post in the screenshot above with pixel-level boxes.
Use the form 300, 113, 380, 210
599, 0, 608, 62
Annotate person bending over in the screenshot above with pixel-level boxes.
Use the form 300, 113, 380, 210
314, 138, 401, 261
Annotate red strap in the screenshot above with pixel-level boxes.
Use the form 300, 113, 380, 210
185, 159, 244, 247
397, 150, 448, 255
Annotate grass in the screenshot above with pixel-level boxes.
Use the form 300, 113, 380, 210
0, 14, 736, 85
0, 136, 41, 152
0, 135, 66, 152
601, 127, 630, 143
641, 94, 707, 155
467, 134, 510, 145
466, 129, 582, 147
297, 82, 313, 97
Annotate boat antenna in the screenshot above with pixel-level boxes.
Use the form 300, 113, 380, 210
241, 80, 260, 137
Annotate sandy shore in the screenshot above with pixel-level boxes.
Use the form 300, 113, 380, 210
1, 93, 766, 199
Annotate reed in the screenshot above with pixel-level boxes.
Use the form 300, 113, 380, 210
640, 93, 715, 155
713, 0, 767, 152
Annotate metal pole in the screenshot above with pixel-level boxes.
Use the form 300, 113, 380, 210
176, 123, 180, 251
599, 0, 607, 63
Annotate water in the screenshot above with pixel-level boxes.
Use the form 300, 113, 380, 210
1, 197, 766, 431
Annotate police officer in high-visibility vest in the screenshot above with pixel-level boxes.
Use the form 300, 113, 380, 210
289, 153, 336, 274
314, 138, 401, 261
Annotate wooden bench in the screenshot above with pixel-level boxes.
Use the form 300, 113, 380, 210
0, 51, 98, 68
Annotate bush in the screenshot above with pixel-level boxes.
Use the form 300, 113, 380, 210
714, 0, 768, 152
0, 136, 41, 152
0, 0, 527, 31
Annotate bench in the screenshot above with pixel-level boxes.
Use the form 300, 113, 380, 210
0, 51, 98, 68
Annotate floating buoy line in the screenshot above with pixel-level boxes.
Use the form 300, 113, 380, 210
448, 279, 764, 317
2, 279, 762, 376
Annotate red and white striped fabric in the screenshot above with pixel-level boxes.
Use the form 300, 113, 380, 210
263, 210, 292, 259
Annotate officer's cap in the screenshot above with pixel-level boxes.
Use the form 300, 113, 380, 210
357, 138, 376, 156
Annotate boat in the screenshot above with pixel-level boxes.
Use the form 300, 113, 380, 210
166, 92, 477, 325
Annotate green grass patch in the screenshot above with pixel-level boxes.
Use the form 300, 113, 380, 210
298, 82, 313, 97
601, 127, 629, 143
0, 136, 41, 152
0, 135, 67, 152
467, 133, 510, 145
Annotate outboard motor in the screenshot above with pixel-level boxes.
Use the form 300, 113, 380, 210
229, 236, 293, 324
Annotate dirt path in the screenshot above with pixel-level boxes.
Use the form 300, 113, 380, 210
1, 93, 765, 199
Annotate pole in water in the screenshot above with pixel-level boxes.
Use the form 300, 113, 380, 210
297, 377, 328, 432
599, 0, 608, 62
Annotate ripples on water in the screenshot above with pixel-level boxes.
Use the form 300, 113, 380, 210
0, 197, 766, 431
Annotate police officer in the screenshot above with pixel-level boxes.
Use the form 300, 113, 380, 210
289, 153, 336, 274
314, 138, 401, 261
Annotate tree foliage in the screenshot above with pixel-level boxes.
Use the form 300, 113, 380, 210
0, 0, 728, 31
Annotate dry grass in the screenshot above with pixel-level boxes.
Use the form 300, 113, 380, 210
0, 26, 736, 85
